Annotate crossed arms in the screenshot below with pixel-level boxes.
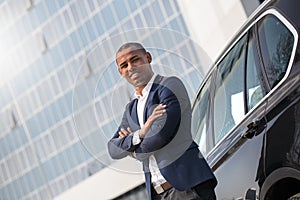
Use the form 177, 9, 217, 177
107, 77, 187, 161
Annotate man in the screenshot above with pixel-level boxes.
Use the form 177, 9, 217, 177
108, 42, 217, 200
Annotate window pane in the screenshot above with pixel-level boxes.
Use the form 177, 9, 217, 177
19, 149, 29, 171
192, 76, 212, 156
113, 0, 128, 21
53, 14, 66, 41
258, 14, 294, 88
213, 34, 247, 143
70, 3, 80, 24
0, 162, 9, 181
87, 0, 95, 12
152, 2, 164, 24
76, 0, 88, 20
25, 145, 38, 167
34, 138, 46, 160
101, 5, 116, 30
246, 30, 267, 110
62, 9, 73, 30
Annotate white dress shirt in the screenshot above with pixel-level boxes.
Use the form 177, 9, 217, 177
132, 74, 166, 187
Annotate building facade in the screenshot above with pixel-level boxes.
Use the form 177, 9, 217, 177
0, 0, 211, 199
0, 0, 258, 199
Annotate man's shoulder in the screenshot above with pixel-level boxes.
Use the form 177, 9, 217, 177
156, 75, 184, 90
124, 98, 137, 109
155, 75, 182, 85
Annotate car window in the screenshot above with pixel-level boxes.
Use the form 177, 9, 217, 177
246, 29, 267, 111
213, 34, 247, 143
192, 76, 212, 156
257, 14, 294, 89
193, 11, 297, 156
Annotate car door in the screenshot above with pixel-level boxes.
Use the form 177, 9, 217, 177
253, 10, 299, 199
192, 21, 273, 200
209, 26, 270, 199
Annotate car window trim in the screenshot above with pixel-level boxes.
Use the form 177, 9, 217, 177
253, 22, 272, 92
257, 9, 299, 92
245, 27, 269, 112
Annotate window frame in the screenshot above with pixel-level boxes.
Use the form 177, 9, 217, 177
244, 27, 268, 113
192, 74, 214, 156
212, 32, 248, 144
255, 11, 297, 90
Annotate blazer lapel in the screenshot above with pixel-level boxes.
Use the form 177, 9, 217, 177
131, 99, 140, 127
143, 75, 164, 123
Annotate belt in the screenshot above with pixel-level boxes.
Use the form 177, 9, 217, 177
153, 182, 172, 194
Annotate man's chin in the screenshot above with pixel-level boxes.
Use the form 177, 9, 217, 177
133, 83, 143, 88
134, 83, 148, 91
132, 80, 145, 87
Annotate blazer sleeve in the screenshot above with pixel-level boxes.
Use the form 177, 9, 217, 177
135, 77, 189, 160
107, 103, 139, 159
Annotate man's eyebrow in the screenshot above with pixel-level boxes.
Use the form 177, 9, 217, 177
129, 55, 139, 61
119, 60, 127, 67
119, 55, 140, 67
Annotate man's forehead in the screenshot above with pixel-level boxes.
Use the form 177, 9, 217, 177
116, 47, 144, 60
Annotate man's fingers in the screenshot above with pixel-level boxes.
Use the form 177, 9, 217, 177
118, 132, 125, 138
120, 128, 129, 134
147, 104, 167, 123
118, 128, 130, 138
119, 127, 133, 137
154, 104, 166, 115
154, 104, 166, 111
127, 127, 133, 133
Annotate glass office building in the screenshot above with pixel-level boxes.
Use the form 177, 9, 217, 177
0, 0, 210, 199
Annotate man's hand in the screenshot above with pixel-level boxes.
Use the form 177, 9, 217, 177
119, 127, 132, 138
139, 104, 166, 138
118, 104, 166, 139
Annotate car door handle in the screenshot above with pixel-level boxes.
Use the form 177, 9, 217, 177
242, 118, 266, 139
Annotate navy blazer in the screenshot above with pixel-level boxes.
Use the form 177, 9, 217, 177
108, 75, 216, 199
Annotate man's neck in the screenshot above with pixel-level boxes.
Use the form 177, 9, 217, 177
136, 85, 146, 96
135, 73, 155, 96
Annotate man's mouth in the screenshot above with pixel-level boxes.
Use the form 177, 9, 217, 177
130, 72, 139, 79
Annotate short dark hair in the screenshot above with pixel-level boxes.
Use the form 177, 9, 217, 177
116, 42, 146, 57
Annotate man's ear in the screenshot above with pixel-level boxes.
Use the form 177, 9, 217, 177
146, 52, 152, 63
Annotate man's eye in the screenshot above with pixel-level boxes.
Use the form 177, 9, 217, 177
120, 64, 127, 69
132, 58, 139, 62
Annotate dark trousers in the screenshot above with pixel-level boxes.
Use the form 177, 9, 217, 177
152, 179, 217, 200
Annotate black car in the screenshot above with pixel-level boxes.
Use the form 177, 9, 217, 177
192, 0, 300, 199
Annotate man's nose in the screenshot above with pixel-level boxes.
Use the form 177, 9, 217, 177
128, 62, 134, 71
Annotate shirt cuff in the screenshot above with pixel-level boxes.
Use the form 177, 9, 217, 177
132, 130, 141, 145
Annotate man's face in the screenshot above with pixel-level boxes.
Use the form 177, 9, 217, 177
116, 47, 153, 88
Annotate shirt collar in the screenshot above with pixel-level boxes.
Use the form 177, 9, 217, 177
135, 74, 157, 99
